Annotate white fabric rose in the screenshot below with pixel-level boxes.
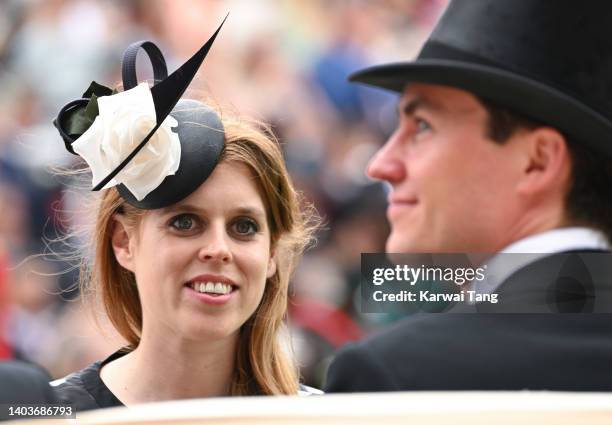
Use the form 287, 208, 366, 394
72, 82, 181, 201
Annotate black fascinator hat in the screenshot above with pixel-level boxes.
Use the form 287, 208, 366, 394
54, 17, 227, 209
350, 0, 612, 158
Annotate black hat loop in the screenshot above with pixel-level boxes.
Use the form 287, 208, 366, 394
121, 41, 168, 91
90, 14, 227, 194
55, 98, 89, 154
53, 15, 228, 209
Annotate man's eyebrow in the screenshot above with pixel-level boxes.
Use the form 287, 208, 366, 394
398, 96, 444, 116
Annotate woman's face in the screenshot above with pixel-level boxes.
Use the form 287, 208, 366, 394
114, 162, 276, 342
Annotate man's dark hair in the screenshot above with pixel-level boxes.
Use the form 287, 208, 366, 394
478, 98, 612, 242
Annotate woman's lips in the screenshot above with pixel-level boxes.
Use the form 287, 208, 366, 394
184, 274, 239, 306
184, 283, 236, 306
187, 274, 237, 287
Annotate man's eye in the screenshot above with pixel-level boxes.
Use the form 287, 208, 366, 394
415, 118, 431, 133
232, 218, 259, 236
170, 214, 197, 231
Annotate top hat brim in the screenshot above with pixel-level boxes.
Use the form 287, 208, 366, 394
350, 59, 612, 158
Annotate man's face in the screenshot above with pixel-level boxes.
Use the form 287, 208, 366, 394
367, 83, 525, 253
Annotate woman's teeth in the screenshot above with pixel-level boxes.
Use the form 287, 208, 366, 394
189, 282, 233, 295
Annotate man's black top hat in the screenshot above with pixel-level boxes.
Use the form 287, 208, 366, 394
54, 17, 227, 209
350, 0, 612, 158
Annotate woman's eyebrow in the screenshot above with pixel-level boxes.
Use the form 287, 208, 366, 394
231, 206, 266, 218
159, 203, 204, 215
160, 204, 266, 217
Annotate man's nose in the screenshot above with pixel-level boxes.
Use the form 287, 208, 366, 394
198, 225, 232, 263
366, 133, 406, 183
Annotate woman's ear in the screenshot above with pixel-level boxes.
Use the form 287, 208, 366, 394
267, 249, 277, 279
111, 214, 135, 272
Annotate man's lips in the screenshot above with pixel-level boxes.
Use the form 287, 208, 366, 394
389, 197, 418, 205
387, 197, 419, 219
388, 195, 419, 207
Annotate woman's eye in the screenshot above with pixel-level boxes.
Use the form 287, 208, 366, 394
170, 214, 197, 231
232, 218, 259, 236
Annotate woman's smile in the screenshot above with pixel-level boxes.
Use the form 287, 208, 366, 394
184, 273, 239, 305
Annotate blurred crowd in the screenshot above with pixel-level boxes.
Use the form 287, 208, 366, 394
0, 0, 446, 388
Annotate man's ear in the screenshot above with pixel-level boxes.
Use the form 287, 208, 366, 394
111, 214, 136, 273
267, 248, 277, 279
517, 127, 571, 197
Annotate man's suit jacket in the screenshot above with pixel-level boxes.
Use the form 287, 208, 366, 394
325, 251, 612, 392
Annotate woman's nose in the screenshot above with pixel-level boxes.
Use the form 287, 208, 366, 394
197, 226, 232, 263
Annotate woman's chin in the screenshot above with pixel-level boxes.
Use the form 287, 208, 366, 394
179, 321, 240, 342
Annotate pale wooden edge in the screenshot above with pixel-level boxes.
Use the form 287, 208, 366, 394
6, 391, 612, 425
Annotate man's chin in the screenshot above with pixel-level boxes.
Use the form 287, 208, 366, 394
385, 234, 423, 254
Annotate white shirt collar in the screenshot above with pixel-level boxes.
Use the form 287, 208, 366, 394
499, 227, 610, 254
473, 227, 610, 295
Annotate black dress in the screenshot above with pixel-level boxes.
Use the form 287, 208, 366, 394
51, 349, 127, 411
52, 348, 322, 412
